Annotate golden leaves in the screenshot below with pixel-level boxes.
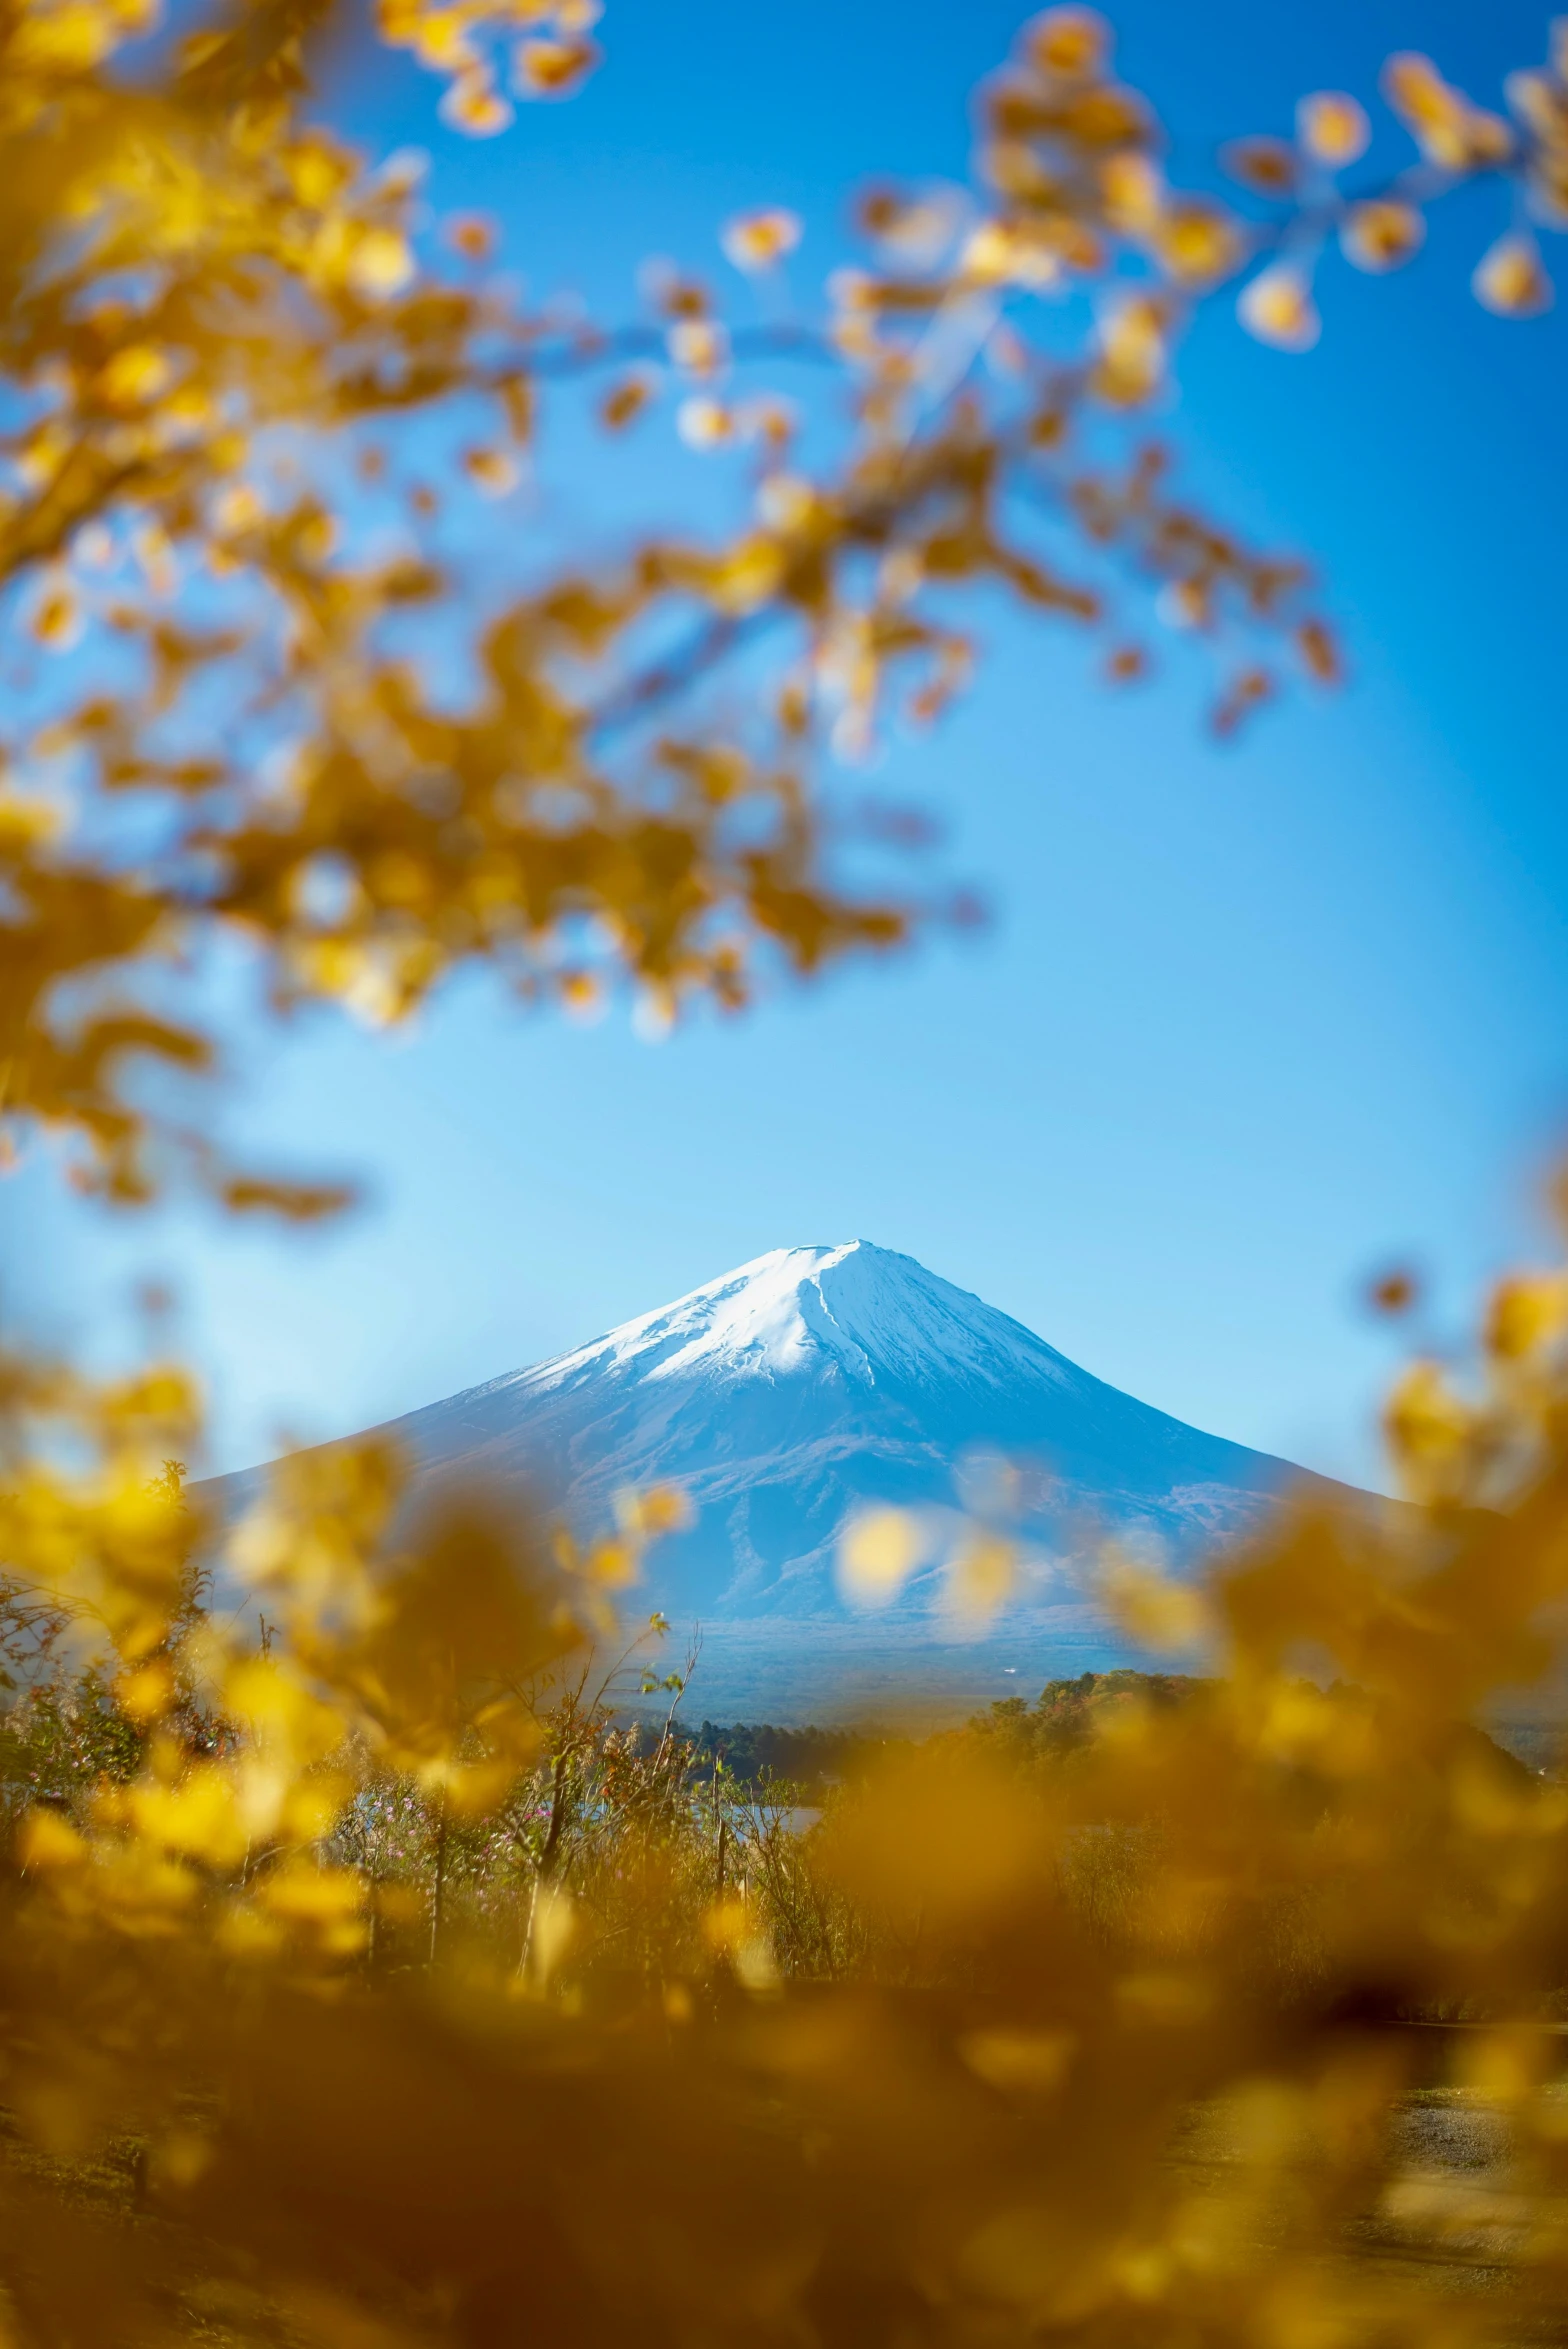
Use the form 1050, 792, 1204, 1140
0, 0, 1438, 1245
1486, 1271, 1568, 1363
4, 11, 1568, 2338
7, 0, 157, 75
1382, 51, 1513, 172
379, 0, 602, 128
1383, 1360, 1473, 1503
8, 1240, 1568, 2349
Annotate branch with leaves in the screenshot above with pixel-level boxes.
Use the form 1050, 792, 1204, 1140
0, 1, 1562, 1212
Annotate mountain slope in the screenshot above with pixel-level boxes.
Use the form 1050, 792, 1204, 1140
205, 1244, 1353, 1709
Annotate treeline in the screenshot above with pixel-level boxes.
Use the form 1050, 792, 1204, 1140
686, 1718, 898, 1795
681, 1683, 1199, 1795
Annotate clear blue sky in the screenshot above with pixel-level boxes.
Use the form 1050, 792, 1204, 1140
8, 0, 1567, 1491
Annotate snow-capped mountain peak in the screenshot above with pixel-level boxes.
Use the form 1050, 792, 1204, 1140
505, 1240, 1077, 1402
203, 1243, 1356, 1718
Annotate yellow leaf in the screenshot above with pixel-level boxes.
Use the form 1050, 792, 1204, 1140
1150, 198, 1244, 289
720, 208, 802, 273
98, 343, 172, 408
1295, 90, 1370, 167
1486, 1272, 1568, 1362
347, 227, 415, 301
960, 2028, 1075, 2093
18, 1809, 87, 1871
462, 445, 520, 495
439, 71, 514, 134
1340, 199, 1426, 273
1473, 233, 1554, 317
512, 33, 599, 97
838, 1507, 924, 1606
1237, 261, 1320, 351
1024, 5, 1109, 84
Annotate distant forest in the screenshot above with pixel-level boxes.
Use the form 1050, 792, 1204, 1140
678, 1669, 1553, 1792
680, 1672, 1204, 1795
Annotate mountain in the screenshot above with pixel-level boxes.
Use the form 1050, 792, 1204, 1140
205, 1242, 1355, 1719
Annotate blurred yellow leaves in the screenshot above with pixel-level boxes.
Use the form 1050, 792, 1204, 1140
1238, 262, 1321, 352
3, 8, 1568, 2339
9, 1235, 1568, 2345
838, 1505, 924, 1605
1099, 1554, 1210, 1652
1382, 51, 1513, 172
1024, 5, 1108, 85
1341, 199, 1426, 273
959, 2024, 1075, 2093
379, 0, 602, 125
514, 33, 600, 98
7, 0, 1549, 1211
721, 208, 802, 273
1092, 293, 1169, 404
1487, 1270, 1568, 1363
1474, 231, 1556, 314
1295, 91, 1371, 168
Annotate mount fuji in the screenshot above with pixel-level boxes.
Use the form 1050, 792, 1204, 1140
207, 1243, 1356, 1719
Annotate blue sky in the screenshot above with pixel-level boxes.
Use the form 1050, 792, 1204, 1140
9, 0, 1568, 1490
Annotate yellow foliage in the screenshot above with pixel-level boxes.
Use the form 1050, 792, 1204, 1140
0, 3, 1552, 1210
1, 6, 1567, 2343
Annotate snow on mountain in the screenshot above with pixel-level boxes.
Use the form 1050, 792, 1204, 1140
505, 1242, 1075, 1399
204, 1243, 1354, 1715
